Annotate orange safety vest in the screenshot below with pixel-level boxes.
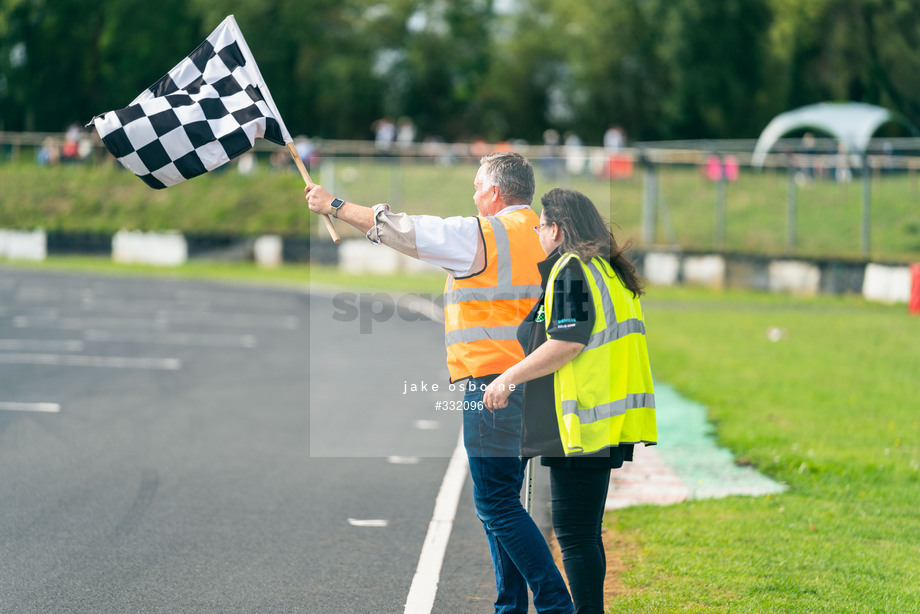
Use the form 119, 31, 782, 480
443, 208, 545, 382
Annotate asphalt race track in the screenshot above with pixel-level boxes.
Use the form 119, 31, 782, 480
0, 267, 557, 613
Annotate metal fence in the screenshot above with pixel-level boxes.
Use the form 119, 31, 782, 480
4, 131, 920, 261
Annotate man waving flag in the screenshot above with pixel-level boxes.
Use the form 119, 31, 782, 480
88, 15, 339, 241
89, 15, 289, 189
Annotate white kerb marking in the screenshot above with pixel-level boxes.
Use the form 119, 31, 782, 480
404, 431, 467, 614
0, 402, 61, 413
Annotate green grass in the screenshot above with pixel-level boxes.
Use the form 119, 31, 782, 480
612, 287, 920, 613
3, 157, 920, 259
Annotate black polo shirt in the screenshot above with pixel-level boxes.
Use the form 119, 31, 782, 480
518, 250, 634, 468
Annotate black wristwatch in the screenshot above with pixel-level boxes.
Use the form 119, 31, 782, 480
330, 197, 345, 217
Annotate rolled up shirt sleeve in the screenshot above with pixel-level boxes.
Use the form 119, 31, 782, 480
365, 204, 483, 277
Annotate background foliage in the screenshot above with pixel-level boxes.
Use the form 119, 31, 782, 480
2, 0, 919, 143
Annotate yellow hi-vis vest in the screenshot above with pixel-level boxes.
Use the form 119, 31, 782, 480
443, 208, 544, 382
545, 253, 657, 455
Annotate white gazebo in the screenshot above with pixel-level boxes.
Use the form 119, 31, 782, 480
751, 102, 917, 255
751, 102, 910, 167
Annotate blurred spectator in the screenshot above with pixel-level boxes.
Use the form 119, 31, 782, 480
77, 132, 94, 161
372, 116, 396, 153
270, 148, 289, 173
470, 136, 490, 160
294, 135, 316, 170
704, 154, 722, 181
396, 117, 416, 153
421, 135, 451, 165
835, 143, 852, 183
603, 125, 625, 153
797, 132, 817, 183
703, 154, 739, 183
60, 122, 83, 162
65, 122, 82, 143
724, 155, 739, 182
37, 137, 60, 166
563, 131, 585, 175
238, 151, 256, 176
541, 128, 562, 178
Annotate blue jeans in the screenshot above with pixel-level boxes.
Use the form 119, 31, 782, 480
463, 376, 574, 614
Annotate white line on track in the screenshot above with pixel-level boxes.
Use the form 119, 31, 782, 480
14, 316, 166, 330
15, 314, 297, 331
0, 339, 85, 352
79, 298, 211, 312
347, 518, 389, 527
404, 431, 468, 614
155, 311, 301, 329
174, 288, 303, 304
388, 456, 421, 465
83, 330, 257, 348
0, 402, 61, 413
0, 353, 181, 370
13, 287, 92, 301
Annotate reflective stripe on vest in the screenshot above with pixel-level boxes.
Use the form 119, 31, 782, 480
546, 253, 657, 455
582, 259, 647, 350
443, 209, 544, 381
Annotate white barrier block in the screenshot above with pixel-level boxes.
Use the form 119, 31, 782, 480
683, 255, 725, 288
644, 252, 680, 286
112, 230, 187, 266
768, 260, 820, 295
254, 235, 283, 268
339, 239, 401, 274
2, 229, 47, 261
863, 263, 911, 304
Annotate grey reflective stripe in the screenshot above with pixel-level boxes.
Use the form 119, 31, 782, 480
445, 325, 520, 347
485, 216, 513, 288
582, 259, 645, 350
446, 275, 454, 292
443, 215, 540, 306
584, 319, 646, 350
560, 393, 655, 425
443, 285, 543, 305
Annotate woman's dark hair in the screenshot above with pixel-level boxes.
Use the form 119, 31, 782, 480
540, 187, 645, 297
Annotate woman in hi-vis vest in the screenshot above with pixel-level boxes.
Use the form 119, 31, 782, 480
483, 188, 657, 614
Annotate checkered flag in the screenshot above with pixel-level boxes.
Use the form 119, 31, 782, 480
89, 15, 291, 189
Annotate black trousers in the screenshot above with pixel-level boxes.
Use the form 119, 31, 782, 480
549, 466, 612, 614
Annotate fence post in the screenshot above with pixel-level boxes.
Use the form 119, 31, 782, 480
714, 155, 726, 250
861, 153, 871, 256
641, 150, 656, 245
787, 164, 797, 252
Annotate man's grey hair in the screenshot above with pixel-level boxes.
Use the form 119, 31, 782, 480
479, 152, 535, 206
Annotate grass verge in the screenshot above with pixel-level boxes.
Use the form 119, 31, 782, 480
613, 288, 920, 612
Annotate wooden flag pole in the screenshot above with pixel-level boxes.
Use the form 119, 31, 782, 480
287, 142, 340, 244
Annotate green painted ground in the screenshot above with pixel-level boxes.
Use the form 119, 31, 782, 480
654, 382, 787, 500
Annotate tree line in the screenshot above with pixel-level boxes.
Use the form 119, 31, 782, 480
1, 0, 918, 145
